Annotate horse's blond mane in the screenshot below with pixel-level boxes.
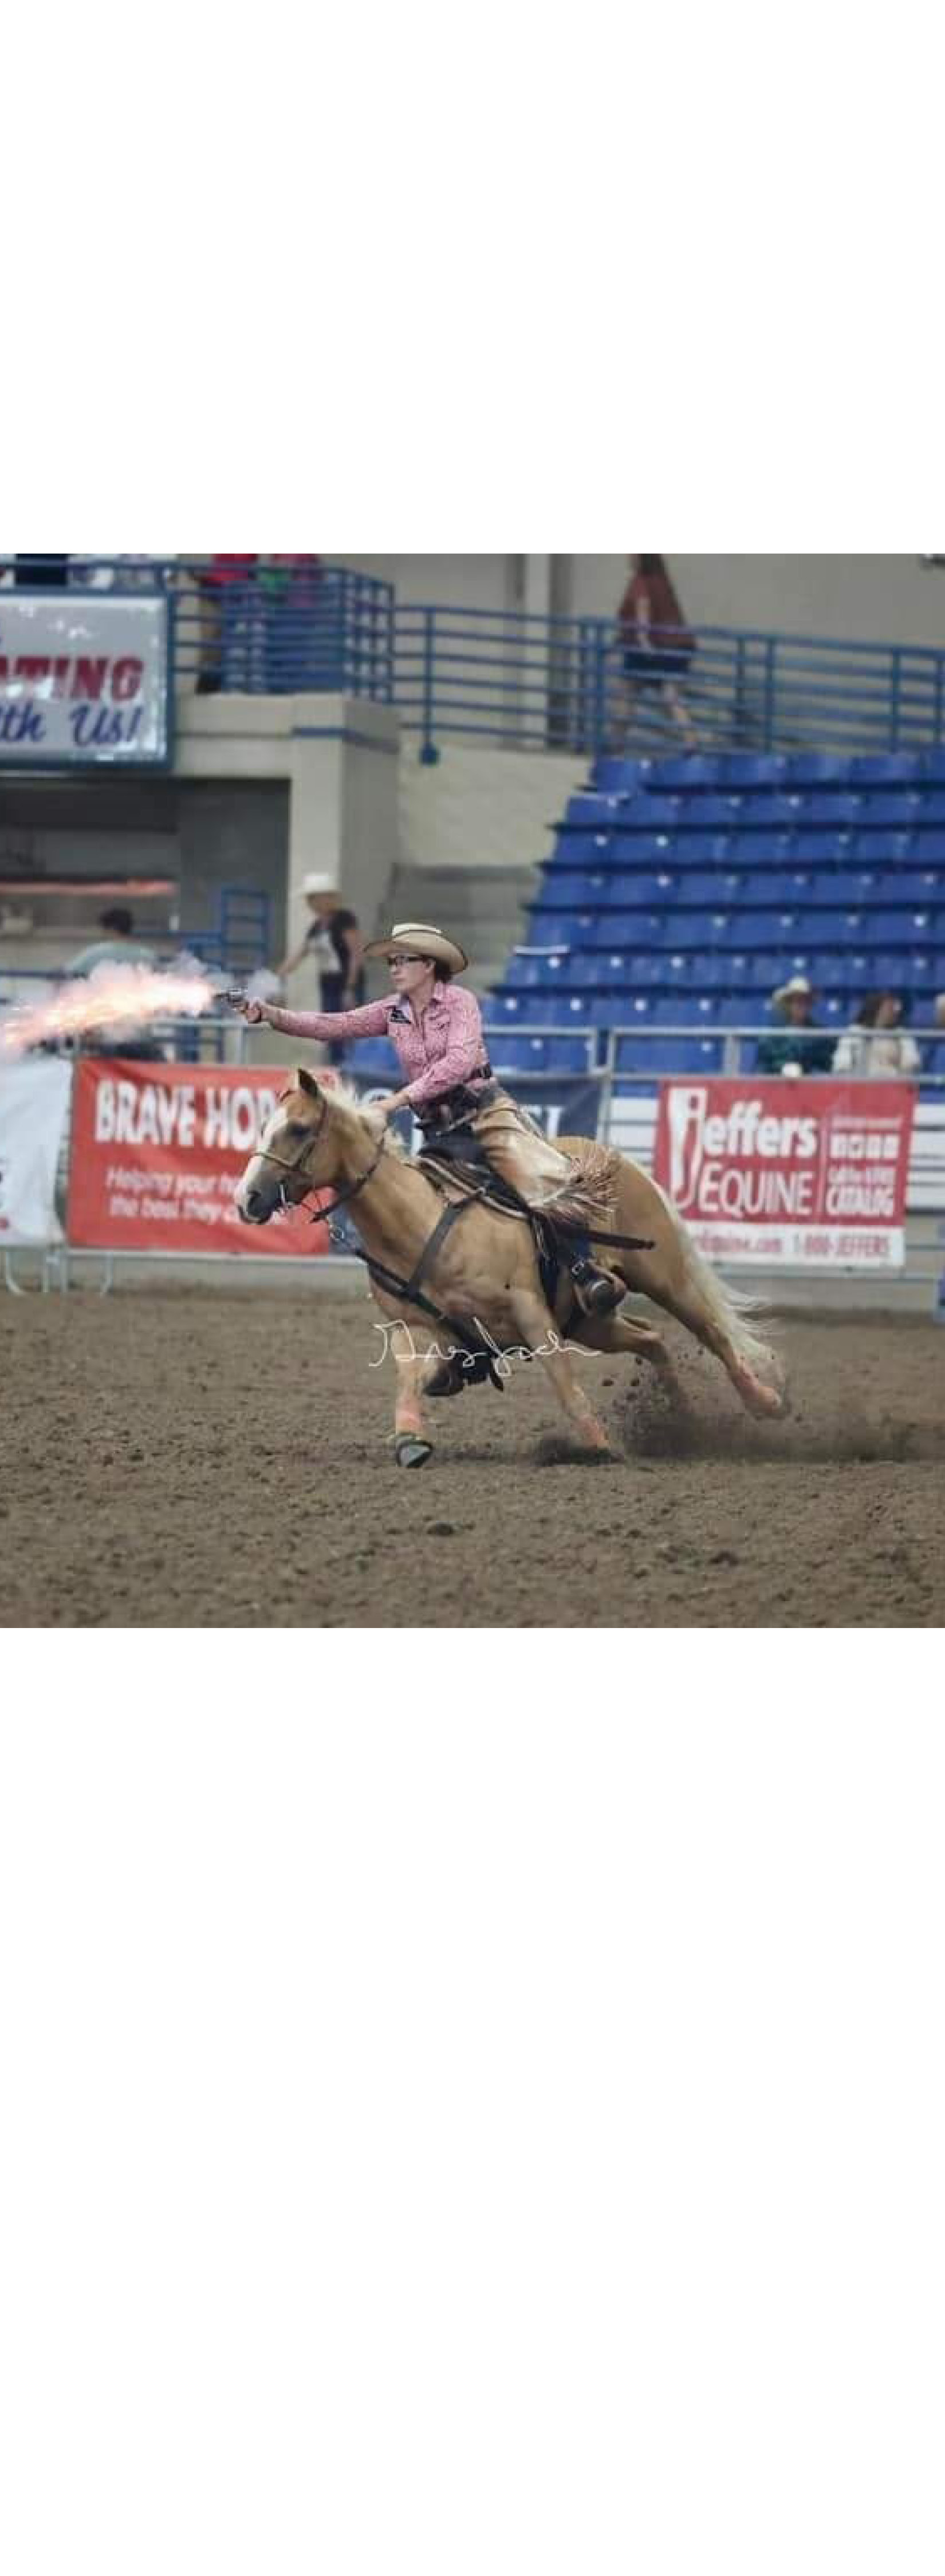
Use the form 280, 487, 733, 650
294, 1073, 410, 1158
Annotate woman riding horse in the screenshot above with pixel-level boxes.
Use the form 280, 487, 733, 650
233, 919, 624, 1332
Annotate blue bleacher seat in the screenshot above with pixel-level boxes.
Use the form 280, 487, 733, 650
646, 754, 727, 788
550, 831, 614, 868
783, 753, 851, 784
655, 951, 726, 991
850, 831, 911, 864
868, 910, 934, 942
857, 792, 922, 829
738, 791, 803, 828
593, 872, 676, 907
672, 793, 742, 832
612, 792, 680, 829
607, 832, 682, 871
912, 794, 945, 827
348, 1039, 399, 1078
737, 830, 797, 864
529, 915, 578, 947
537, 871, 598, 907
739, 871, 804, 905
714, 997, 757, 1028
673, 870, 744, 906
487, 1034, 547, 1075
902, 954, 940, 990
564, 793, 620, 827
849, 752, 922, 784
919, 750, 945, 784
880, 870, 941, 902
617, 1034, 723, 1074
544, 1034, 596, 1072
790, 830, 848, 864
798, 791, 863, 827
589, 757, 647, 794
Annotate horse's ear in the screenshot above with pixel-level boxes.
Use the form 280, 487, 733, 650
297, 1066, 321, 1098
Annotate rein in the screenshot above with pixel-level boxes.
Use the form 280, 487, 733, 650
257, 1098, 507, 1383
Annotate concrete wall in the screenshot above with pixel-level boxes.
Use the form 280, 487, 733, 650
340, 555, 510, 612
569, 555, 945, 650
337, 552, 945, 651
174, 692, 400, 975
397, 741, 584, 874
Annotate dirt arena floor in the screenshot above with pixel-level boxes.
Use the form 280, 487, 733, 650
1, 1285, 943, 1627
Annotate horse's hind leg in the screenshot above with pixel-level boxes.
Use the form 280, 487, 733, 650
628, 1270, 782, 1420
576, 1308, 690, 1405
510, 1287, 614, 1455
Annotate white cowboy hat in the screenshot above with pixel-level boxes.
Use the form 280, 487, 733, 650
772, 974, 818, 1007
302, 872, 338, 895
363, 920, 469, 974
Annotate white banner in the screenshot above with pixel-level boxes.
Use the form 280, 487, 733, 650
0, 1059, 72, 1243
0, 593, 170, 765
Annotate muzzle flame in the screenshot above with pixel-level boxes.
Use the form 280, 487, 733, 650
0, 965, 218, 1059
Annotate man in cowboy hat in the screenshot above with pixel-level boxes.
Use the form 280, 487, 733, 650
233, 919, 625, 1326
274, 875, 364, 1064
755, 975, 834, 1077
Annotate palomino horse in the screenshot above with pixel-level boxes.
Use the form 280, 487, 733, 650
235, 1069, 786, 1466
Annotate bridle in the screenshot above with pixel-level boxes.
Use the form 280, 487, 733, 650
253, 1086, 385, 1228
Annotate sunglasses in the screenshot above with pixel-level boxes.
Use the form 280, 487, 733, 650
387, 953, 428, 967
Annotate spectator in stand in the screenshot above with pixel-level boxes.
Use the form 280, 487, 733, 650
755, 976, 835, 1076
832, 991, 921, 1078
935, 994, 945, 1030
275, 875, 364, 1065
617, 554, 697, 748
258, 554, 321, 689
64, 907, 163, 1062
192, 554, 258, 693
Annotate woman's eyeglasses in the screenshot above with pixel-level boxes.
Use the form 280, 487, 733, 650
387, 953, 426, 967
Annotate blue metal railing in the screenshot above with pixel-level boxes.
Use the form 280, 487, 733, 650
0, 558, 396, 703
3, 560, 944, 756
389, 604, 945, 762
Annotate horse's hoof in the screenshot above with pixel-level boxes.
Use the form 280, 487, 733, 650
395, 1435, 433, 1469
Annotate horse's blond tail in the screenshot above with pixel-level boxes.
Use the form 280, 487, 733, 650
655, 1183, 781, 1382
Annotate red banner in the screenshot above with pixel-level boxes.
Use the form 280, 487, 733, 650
66, 1059, 333, 1255
653, 1077, 916, 1268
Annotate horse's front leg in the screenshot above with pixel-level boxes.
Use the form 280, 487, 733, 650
390, 1319, 434, 1468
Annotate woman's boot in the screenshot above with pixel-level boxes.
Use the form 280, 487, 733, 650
561, 1231, 624, 1315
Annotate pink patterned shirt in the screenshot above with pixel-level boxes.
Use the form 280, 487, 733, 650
267, 983, 491, 1109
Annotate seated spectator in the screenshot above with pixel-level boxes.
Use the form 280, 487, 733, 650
832, 991, 921, 1078
755, 975, 835, 1076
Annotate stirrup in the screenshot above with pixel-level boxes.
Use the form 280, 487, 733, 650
570, 1258, 624, 1316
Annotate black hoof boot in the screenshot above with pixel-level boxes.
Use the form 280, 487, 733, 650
395, 1433, 433, 1467
570, 1258, 624, 1316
